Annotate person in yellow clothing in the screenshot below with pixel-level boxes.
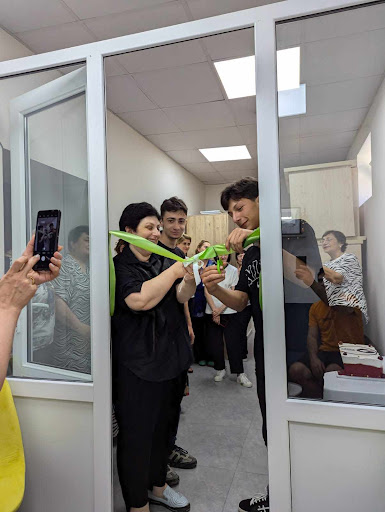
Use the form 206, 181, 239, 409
0, 235, 62, 512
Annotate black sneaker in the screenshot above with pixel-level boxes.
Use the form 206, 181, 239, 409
166, 465, 180, 488
238, 492, 269, 512
169, 445, 197, 469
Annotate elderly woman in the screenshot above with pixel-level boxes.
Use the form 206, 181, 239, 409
321, 230, 368, 323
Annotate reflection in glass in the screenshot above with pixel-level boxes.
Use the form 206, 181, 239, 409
277, 3, 385, 405
25, 93, 90, 378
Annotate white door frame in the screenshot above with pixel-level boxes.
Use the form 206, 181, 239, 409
0, 1, 380, 511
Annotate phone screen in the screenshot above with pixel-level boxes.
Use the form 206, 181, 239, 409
33, 210, 61, 270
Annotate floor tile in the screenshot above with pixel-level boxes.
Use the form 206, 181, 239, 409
223, 470, 269, 512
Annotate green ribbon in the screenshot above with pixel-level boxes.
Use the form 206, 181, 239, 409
109, 227, 261, 315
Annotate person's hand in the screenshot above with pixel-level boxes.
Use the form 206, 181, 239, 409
212, 308, 222, 318
201, 264, 225, 293
188, 324, 195, 345
225, 228, 253, 253
294, 264, 314, 287
0, 255, 40, 313
310, 356, 325, 381
172, 261, 186, 280
182, 263, 195, 282
213, 313, 221, 325
23, 235, 63, 285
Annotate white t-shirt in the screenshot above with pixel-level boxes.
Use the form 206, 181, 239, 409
205, 264, 239, 315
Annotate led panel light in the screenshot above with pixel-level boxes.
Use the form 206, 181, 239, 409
214, 56, 255, 99
277, 47, 300, 92
214, 47, 300, 99
199, 145, 251, 162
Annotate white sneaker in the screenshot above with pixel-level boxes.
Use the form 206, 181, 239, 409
237, 373, 253, 388
214, 369, 226, 382
148, 485, 190, 511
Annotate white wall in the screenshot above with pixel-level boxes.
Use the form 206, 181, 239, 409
348, 75, 385, 353
106, 111, 205, 230
204, 183, 232, 212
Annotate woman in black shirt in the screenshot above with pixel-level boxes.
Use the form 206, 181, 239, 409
112, 202, 195, 512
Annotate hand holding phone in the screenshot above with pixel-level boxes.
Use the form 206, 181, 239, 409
33, 210, 61, 271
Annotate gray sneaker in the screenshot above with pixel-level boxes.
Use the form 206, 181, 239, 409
169, 445, 197, 469
148, 485, 190, 512
166, 465, 180, 488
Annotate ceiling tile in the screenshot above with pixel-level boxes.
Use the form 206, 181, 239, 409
276, 19, 302, 51
301, 31, 381, 86
186, 0, 279, 20
300, 147, 349, 167
299, 108, 367, 137
63, 0, 172, 19
302, 3, 385, 43
202, 28, 254, 61
166, 149, 207, 164
306, 75, 383, 116
279, 153, 301, 170
84, 1, 188, 40
229, 97, 256, 125
106, 75, 156, 113
104, 56, 127, 76
133, 62, 223, 108
182, 163, 217, 174
278, 117, 300, 138
145, 133, 195, 152
211, 160, 256, 172
117, 40, 207, 74
238, 124, 257, 146
182, 126, 244, 148
0, 0, 77, 33
164, 101, 235, 131
15, 22, 95, 53
119, 110, 179, 135
299, 130, 356, 154
246, 145, 257, 159
202, 176, 229, 184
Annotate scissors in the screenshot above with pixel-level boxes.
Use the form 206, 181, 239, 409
212, 247, 222, 274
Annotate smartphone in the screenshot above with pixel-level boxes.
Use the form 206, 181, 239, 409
33, 210, 61, 270
296, 255, 307, 268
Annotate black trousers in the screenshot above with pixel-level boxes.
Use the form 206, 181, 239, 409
192, 315, 208, 362
206, 313, 244, 374
233, 305, 252, 358
254, 333, 267, 445
114, 366, 185, 509
168, 370, 188, 452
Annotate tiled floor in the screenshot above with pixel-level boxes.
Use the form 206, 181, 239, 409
113, 343, 269, 512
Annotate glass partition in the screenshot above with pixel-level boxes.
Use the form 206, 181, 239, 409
276, 2, 385, 405
2, 63, 91, 381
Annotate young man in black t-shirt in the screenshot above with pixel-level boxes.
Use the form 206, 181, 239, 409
158, 197, 197, 486
201, 178, 269, 512
112, 202, 196, 512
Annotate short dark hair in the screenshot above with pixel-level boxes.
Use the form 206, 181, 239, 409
220, 177, 259, 211
119, 202, 160, 232
68, 225, 89, 248
160, 196, 188, 217
322, 230, 347, 252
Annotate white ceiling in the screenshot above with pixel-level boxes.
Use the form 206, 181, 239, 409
0, 0, 384, 184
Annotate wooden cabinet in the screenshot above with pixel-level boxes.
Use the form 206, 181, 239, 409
284, 160, 365, 263
186, 213, 236, 256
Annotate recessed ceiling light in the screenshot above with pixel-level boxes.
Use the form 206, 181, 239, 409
214, 47, 300, 99
199, 145, 252, 162
214, 56, 255, 100
277, 47, 300, 91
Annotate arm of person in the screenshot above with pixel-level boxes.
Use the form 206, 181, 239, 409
202, 266, 248, 312
176, 269, 196, 304
183, 302, 195, 344
322, 266, 343, 284
55, 296, 90, 339
307, 325, 325, 381
125, 262, 184, 311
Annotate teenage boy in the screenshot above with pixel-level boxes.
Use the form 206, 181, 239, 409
158, 197, 198, 485
201, 178, 269, 512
